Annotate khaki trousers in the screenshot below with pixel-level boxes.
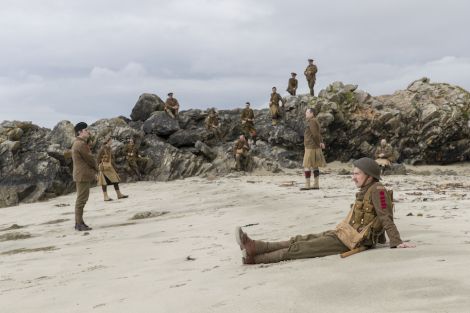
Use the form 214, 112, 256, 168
75, 181, 91, 224
286, 230, 349, 259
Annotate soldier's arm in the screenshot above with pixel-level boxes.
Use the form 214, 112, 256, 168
79, 142, 98, 172
371, 187, 403, 248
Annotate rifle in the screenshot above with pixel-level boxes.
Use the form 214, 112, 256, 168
340, 246, 368, 258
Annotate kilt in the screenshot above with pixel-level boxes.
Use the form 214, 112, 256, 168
303, 148, 326, 168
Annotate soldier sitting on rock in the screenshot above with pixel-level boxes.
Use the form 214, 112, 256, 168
125, 138, 151, 180
164, 92, 180, 119
204, 108, 222, 140
233, 135, 250, 171
374, 139, 395, 169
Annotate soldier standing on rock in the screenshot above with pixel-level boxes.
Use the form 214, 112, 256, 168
71, 122, 98, 231
286, 72, 298, 96
164, 92, 180, 118
235, 158, 415, 264
240, 102, 257, 145
233, 135, 250, 171
97, 137, 128, 201
301, 108, 326, 190
269, 87, 285, 126
304, 59, 318, 96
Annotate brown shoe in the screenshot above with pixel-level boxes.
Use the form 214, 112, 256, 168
235, 226, 256, 256
242, 249, 255, 265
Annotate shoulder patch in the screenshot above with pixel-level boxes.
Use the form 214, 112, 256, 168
379, 190, 387, 209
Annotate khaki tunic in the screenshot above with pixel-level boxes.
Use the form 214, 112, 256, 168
205, 114, 220, 130
375, 144, 394, 161
269, 92, 284, 119
165, 98, 180, 115
304, 64, 318, 82
97, 145, 120, 185
233, 139, 250, 156
241, 108, 255, 134
303, 116, 326, 168
286, 78, 298, 95
71, 137, 98, 182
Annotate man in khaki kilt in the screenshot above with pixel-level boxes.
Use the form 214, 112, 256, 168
71, 122, 98, 231
301, 108, 326, 190
235, 158, 415, 265
97, 137, 128, 201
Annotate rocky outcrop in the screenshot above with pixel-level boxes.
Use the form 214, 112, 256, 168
1, 78, 469, 208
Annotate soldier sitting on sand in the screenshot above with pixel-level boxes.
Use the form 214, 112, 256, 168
235, 158, 415, 265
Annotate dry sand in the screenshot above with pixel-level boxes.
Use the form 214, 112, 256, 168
1, 162, 470, 313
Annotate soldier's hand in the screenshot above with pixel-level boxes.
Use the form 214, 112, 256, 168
320, 143, 325, 149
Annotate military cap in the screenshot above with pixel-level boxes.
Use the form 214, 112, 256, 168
308, 58, 314, 62
353, 157, 381, 180
291, 72, 297, 76
168, 92, 173, 96
245, 102, 250, 105
74, 122, 88, 133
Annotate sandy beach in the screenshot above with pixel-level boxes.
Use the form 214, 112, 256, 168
1, 162, 470, 313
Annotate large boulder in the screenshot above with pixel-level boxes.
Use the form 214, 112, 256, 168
130, 93, 165, 121
143, 112, 180, 136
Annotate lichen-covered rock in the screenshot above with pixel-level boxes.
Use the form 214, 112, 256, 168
130, 93, 165, 121
143, 111, 180, 136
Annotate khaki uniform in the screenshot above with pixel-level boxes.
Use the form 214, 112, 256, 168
375, 144, 394, 166
71, 137, 98, 225
269, 92, 284, 125
286, 78, 298, 96
97, 145, 120, 186
304, 64, 318, 96
247, 181, 403, 264
205, 114, 220, 130
125, 143, 150, 178
303, 116, 326, 168
241, 108, 256, 138
233, 139, 250, 171
165, 98, 180, 118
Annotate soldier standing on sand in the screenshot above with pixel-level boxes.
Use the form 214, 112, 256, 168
301, 108, 326, 190
304, 59, 318, 96
269, 87, 285, 126
71, 122, 98, 231
286, 72, 298, 96
240, 102, 257, 145
97, 137, 128, 201
235, 157, 416, 265
164, 92, 180, 118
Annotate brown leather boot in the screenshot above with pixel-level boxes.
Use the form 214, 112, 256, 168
235, 227, 256, 256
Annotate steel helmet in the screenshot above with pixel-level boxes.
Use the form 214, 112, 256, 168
353, 157, 381, 180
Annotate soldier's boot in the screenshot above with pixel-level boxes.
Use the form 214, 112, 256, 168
235, 156, 242, 171
116, 190, 129, 199
250, 248, 289, 264
103, 191, 113, 202
313, 169, 320, 190
272, 119, 278, 126
300, 170, 313, 190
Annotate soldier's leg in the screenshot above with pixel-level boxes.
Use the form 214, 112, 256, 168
114, 183, 128, 199
235, 154, 242, 170
285, 230, 349, 260
300, 169, 312, 190
308, 80, 315, 96
102, 184, 112, 201
313, 168, 320, 189
75, 182, 90, 225
236, 227, 290, 255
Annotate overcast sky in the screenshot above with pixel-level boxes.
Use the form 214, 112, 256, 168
1, 0, 469, 128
